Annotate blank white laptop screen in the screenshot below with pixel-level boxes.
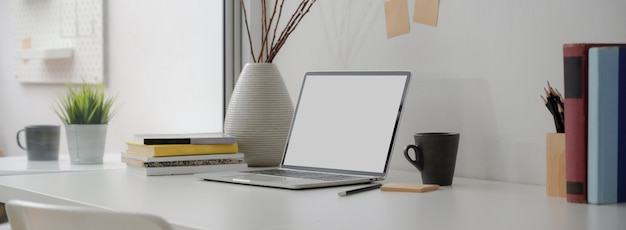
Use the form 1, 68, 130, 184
281, 72, 409, 174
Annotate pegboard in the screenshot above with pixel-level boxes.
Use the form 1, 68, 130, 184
13, 0, 103, 84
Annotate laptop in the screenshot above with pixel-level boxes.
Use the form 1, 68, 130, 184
198, 71, 411, 189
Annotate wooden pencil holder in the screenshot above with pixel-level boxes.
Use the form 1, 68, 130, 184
546, 133, 566, 197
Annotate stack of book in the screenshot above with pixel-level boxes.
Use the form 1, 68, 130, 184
563, 43, 626, 204
123, 132, 247, 176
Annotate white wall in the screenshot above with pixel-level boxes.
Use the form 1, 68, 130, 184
0, 0, 224, 157
268, 0, 626, 185
3, 0, 626, 186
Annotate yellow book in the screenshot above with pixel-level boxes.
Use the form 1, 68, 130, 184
125, 142, 238, 157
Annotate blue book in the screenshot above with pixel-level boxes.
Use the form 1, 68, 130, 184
587, 46, 626, 204
620, 48, 626, 203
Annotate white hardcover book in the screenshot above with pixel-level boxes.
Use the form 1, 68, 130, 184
134, 132, 237, 145
126, 163, 248, 176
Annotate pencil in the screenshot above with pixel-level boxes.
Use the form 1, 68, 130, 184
338, 184, 382, 197
542, 81, 565, 133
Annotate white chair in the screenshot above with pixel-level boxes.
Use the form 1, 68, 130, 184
5, 200, 173, 230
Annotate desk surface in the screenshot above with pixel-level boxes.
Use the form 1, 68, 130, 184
0, 169, 625, 230
0, 154, 125, 176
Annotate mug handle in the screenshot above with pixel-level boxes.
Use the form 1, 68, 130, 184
16, 129, 27, 150
403, 144, 424, 171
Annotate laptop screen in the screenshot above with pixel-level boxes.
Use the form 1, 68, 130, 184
281, 71, 410, 175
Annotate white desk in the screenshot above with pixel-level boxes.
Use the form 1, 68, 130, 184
0, 169, 624, 230
0, 153, 126, 228
0, 154, 126, 176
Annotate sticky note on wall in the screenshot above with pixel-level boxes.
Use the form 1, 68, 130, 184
384, 0, 410, 39
413, 0, 439, 27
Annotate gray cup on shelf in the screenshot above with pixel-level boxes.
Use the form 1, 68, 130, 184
16, 125, 61, 161
403, 132, 460, 186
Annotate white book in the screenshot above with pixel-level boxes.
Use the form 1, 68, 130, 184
134, 132, 237, 145
126, 163, 248, 176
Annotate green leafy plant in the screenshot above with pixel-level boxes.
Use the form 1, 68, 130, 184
54, 83, 118, 124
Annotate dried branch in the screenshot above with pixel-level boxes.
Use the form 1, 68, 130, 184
270, 0, 286, 58
268, 1, 315, 62
242, 0, 316, 63
258, 0, 280, 62
241, 0, 257, 62
258, 0, 267, 62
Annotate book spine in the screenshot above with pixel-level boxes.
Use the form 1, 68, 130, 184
587, 47, 619, 204
142, 138, 237, 145
122, 157, 245, 167
135, 133, 237, 145
143, 139, 192, 145
563, 44, 589, 203
619, 48, 626, 203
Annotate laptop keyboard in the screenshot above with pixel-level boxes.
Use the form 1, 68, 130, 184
250, 169, 363, 181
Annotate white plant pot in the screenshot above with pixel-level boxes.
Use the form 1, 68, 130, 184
224, 63, 294, 167
65, 124, 107, 164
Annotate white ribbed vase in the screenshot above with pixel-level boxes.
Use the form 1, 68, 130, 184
224, 63, 294, 167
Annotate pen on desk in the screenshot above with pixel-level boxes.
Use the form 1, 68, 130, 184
338, 184, 382, 197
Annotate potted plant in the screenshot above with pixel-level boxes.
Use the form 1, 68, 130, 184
54, 83, 118, 164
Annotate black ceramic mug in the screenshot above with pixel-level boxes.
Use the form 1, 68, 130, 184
403, 132, 460, 186
16, 125, 61, 161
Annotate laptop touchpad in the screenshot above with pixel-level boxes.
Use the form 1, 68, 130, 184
229, 174, 288, 182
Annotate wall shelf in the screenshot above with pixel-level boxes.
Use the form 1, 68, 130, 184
17, 48, 74, 60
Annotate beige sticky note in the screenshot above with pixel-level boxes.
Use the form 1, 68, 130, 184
384, 0, 410, 39
413, 0, 439, 27
381, 183, 439, 193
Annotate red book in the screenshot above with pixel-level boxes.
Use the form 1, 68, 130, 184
563, 43, 626, 203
